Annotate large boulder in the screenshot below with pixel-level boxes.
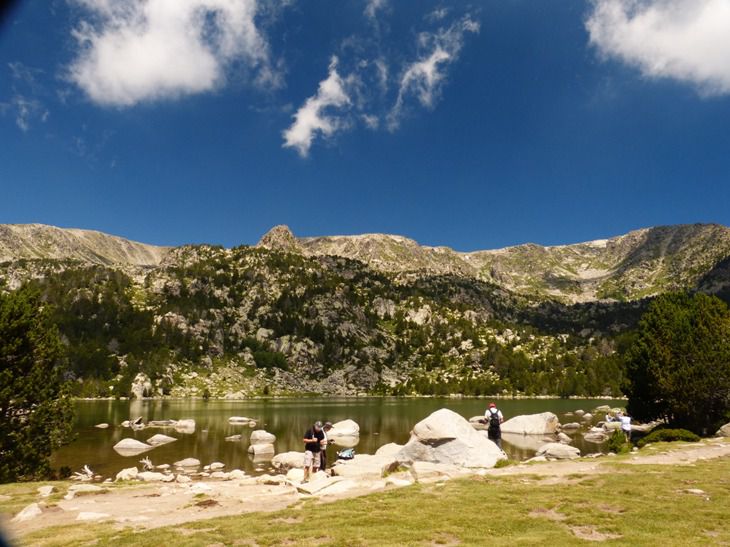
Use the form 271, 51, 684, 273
329, 419, 360, 437
250, 430, 276, 445
113, 438, 154, 456
146, 434, 177, 446
271, 451, 305, 470
536, 442, 580, 460
717, 422, 730, 437
375, 443, 403, 457
396, 408, 506, 469
500, 412, 560, 435
468, 416, 488, 431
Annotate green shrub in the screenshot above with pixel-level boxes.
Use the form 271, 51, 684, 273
637, 428, 700, 448
606, 430, 631, 454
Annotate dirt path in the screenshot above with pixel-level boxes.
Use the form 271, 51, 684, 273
4, 438, 729, 541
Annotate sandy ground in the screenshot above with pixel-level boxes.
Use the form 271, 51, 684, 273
3, 438, 729, 541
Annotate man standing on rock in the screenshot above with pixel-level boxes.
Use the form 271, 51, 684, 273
485, 402, 504, 449
302, 420, 325, 483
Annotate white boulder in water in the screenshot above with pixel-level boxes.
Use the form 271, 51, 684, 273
250, 430, 276, 445
146, 434, 177, 446
396, 408, 506, 469
113, 438, 154, 456
329, 419, 360, 437
500, 412, 560, 435
174, 457, 201, 468
174, 419, 196, 434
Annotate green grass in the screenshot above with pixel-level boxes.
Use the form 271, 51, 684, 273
11, 455, 730, 546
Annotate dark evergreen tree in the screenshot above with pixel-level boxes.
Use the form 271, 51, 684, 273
625, 292, 730, 434
0, 287, 74, 482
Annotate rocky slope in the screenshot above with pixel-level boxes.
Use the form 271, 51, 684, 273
0, 222, 728, 397
274, 223, 730, 303
0, 224, 168, 267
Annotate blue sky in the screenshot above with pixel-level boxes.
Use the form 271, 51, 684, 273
1, 0, 729, 250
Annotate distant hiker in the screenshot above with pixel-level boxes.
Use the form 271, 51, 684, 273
320, 421, 333, 471
303, 420, 325, 482
485, 402, 504, 449
619, 412, 632, 442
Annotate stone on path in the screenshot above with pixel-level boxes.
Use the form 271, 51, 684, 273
12, 503, 42, 523
37, 485, 56, 497
536, 442, 581, 460
500, 412, 560, 435
77, 512, 111, 521
332, 454, 398, 480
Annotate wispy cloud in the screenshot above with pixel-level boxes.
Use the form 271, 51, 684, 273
282, 57, 353, 157
67, 0, 282, 107
364, 0, 387, 22
587, 0, 730, 95
1, 62, 49, 132
0, 95, 49, 132
388, 16, 479, 130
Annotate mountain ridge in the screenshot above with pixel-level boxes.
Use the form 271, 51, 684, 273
2, 222, 730, 303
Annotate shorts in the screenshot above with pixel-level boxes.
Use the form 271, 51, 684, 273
304, 450, 321, 469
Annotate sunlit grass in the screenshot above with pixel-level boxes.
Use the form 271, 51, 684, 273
12, 455, 730, 546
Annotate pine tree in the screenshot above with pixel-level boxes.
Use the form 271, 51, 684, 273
0, 287, 74, 483
625, 292, 730, 434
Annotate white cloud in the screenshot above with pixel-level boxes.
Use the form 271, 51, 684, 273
282, 57, 352, 157
364, 0, 387, 21
587, 0, 730, 95
68, 0, 279, 107
388, 16, 479, 129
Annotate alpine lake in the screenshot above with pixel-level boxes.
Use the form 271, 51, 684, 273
52, 397, 625, 478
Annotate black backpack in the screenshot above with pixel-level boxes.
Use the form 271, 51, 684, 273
487, 409, 501, 430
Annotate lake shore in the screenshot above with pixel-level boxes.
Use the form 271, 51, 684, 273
4, 437, 729, 545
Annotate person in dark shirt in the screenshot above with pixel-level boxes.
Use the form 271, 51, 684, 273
303, 420, 325, 482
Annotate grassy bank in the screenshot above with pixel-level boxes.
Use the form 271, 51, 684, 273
9, 452, 730, 546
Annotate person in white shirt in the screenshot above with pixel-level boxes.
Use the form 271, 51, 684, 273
320, 422, 333, 471
619, 412, 632, 442
484, 402, 504, 448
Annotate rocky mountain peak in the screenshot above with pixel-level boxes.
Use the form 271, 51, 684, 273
257, 225, 301, 253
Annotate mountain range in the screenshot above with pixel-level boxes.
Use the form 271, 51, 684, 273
1, 222, 728, 397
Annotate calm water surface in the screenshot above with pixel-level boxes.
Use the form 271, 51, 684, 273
52, 398, 624, 478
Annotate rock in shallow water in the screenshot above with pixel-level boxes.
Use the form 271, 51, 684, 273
500, 412, 560, 435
